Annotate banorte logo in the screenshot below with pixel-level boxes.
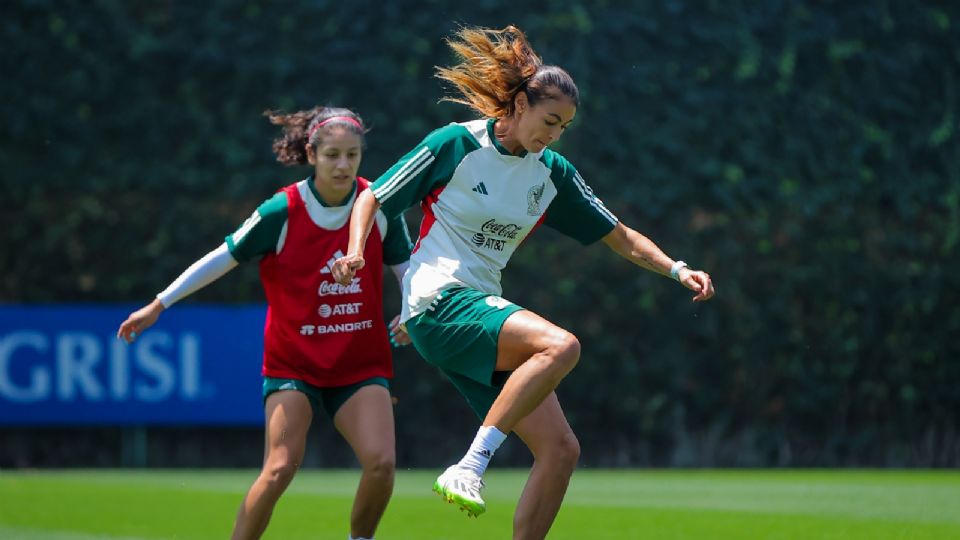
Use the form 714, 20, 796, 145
318, 249, 363, 296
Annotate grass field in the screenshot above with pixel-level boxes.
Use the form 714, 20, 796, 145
1, 469, 958, 539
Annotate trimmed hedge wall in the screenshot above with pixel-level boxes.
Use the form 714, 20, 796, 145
2, 0, 958, 466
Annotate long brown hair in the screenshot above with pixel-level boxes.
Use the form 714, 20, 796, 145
264, 106, 367, 166
435, 25, 579, 118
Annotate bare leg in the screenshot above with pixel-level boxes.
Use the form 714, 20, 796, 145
511, 393, 580, 540
435, 309, 581, 520
485, 310, 581, 433
334, 384, 396, 539
231, 390, 312, 540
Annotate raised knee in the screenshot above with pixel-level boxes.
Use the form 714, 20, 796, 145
549, 331, 581, 371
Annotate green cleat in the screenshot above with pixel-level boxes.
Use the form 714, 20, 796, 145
433, 465, 486, 517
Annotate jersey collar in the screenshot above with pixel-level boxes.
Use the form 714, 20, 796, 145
306, 176, 357, 207
487, 118, 528, 158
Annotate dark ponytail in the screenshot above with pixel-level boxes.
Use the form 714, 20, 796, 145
264, 106, 367, 166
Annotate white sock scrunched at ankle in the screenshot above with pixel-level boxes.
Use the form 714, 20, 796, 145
457, 425, 507, 476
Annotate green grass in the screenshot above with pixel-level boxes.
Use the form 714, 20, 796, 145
1, 469, 958, 539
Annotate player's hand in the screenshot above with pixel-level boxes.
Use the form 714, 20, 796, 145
116, 299, 165, 343
678, 268, 715, 302
331, 253, 365, 285
388, 314, 411, 347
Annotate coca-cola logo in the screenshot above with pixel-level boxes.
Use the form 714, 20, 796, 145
318, 278, 362, 296
481, 219, 522, 239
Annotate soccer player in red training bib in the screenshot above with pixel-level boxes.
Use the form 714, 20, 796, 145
117, 107, 412, 540
331, 26, 715, 540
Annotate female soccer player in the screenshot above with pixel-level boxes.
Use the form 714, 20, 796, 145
117, 106, 412, 540
332, 25, 715, 540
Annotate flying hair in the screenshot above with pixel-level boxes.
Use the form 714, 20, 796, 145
435, 25, 579, 118
435, 25, 541, 118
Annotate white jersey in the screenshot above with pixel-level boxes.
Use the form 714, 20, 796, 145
372, 119, 618, 322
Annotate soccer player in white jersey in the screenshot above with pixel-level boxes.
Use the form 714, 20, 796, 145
117, 106, 412, 540
332, 26, 715, 539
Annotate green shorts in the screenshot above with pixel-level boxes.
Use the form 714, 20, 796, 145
262, 376, 390, 419
405, 286, 524, 418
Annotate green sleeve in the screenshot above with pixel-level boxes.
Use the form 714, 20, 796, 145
381, 212, 413, 266
224, 191, 289, 262
371, 124, 480, 218
541, 151, 619, 245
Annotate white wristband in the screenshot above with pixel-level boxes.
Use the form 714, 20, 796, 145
669, 260, 688, 281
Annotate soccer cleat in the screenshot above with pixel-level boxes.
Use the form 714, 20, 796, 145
432, 465, 486, 517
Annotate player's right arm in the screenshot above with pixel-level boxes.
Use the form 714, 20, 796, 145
333, 189, 380, 283
116, 243, 238, 343
117, 192, 289, 343
332, 124, 476, 285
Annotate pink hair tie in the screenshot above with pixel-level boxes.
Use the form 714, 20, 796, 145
308, 116, 363, 140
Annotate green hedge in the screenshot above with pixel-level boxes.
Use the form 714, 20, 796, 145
3, 0, 958, 466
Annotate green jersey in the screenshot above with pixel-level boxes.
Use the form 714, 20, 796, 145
371, 119, 617, 322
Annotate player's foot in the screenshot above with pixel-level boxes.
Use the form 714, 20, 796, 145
433, 465, 486, 517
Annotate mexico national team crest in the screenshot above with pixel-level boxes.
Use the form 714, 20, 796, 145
527, 182, 545, 216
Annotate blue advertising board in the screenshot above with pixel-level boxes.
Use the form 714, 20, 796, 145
0, 305, 266, 426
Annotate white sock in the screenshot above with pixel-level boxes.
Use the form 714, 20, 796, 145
349, 536, 373, 540
456, 425, 507, 476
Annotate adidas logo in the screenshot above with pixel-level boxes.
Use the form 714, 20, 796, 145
471, 182, 489, 195
320, 249, 346, 274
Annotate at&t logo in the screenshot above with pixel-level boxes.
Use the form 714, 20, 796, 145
318, 302, 363, 318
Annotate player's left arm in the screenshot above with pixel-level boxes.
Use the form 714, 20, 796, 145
602, 223, 715, 302
541, 153, 713, 302
382, 211, 413, 345
386, 260, 412, 346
